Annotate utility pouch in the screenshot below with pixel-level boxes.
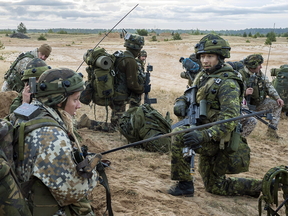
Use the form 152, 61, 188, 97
226, 123, 242, 153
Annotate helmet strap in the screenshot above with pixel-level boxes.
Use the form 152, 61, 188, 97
204, 55, 224, 74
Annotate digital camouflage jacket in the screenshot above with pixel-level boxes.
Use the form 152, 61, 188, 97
14, 100, 98, 209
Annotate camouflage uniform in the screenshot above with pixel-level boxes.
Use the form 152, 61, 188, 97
1, 48, 38, 92
240, 101, 257, 137
239, 65, 282, 130
0, 119, 32, 216
170, 34, 262, 197
12, 68, 98, 216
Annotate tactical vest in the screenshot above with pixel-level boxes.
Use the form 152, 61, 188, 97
242, 69, 267, 107
4, 52, 35, 93
194, 64, 244, 123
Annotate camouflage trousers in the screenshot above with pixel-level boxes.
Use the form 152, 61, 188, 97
256, 98, 282, 128
240, 112, 257, 137
171, 126, 262, 196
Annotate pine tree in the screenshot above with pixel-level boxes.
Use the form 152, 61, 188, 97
17, 22, 27, 33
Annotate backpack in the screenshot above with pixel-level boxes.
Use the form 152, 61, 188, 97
0, 119, 32, 216
4, 51, 34, 93
80, 47, 134, 106
119, 104, 172, 153
271, 65, 288, 112
258, 165, 288, 216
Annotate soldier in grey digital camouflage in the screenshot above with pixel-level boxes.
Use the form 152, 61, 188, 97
168, 34, 262, 197
9, 58, 51, 114
78, 34, 145, 132
0, 119, 32, 216
2, 43, 52, 93
10, 68, 100, 216
239, 54, 284, 139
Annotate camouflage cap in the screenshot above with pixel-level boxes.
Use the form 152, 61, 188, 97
139, 50, 147, 57
243, 54, 264, 69
194, 34, 231, 59
21, 58, 51, 81
36, 67, 84, 106
124, 33, 145, 50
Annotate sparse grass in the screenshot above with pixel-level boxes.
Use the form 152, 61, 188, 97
0, 55, 5, 60
246, 40, 250, 43
0, 40, 4, 49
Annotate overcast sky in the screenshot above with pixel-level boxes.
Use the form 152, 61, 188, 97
0, 0, 287, 30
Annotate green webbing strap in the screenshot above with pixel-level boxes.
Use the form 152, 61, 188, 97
18, 118, 63, 161
97, 162, 113, 216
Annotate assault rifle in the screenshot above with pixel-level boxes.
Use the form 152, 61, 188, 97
144, 63, 157, 105
101, 109, 272, 155
241, 108, 277, 130
246, 73, 257, 110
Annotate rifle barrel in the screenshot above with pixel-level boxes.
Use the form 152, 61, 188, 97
101, 109, 271, 155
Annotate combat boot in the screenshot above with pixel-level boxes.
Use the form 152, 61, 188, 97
267, 128, 282, 139
168, 181, 194, 196
77, 114, 91, 129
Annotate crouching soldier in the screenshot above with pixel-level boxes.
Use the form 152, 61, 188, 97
168, 34, 262, 197
10, 68, 101, 215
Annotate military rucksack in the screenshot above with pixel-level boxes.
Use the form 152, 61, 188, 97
119, 104, 172, 153
271, 65, 288, 112
0, 119, 32, 216
4, 51, 35, 93
80, 47, 134, 106
258, 165, 288, 216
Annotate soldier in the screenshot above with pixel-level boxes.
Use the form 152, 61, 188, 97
179, 54, 201, 86
10, 68, 99, 215
79, 33, 145, 132
239, 54, 284, 139
2, 43, 52, 92
9, 58, 51, 113
136, 49, 147, 72
0, 119, 32, 216
168, 34, 262, 197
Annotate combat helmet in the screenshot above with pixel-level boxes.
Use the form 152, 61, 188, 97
194, 34, 231, 59
243, 54, 264, 69
139, 50, 147, 58
36, 67, 84, 107
21, 58, 51, 81
124, 33, 145, 50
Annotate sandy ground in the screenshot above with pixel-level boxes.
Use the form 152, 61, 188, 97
1, 33, 288, 215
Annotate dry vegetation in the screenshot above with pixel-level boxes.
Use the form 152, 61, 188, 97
0, 33, 288, 216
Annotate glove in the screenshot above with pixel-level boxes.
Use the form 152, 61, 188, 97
173, 98, 187, 117
144, 84, 151, 94
183, 130, 211, 150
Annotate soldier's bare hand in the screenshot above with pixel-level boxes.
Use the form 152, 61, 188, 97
245, 87, 253, 96
22, 83, 31, 104
277, 98, 284, 107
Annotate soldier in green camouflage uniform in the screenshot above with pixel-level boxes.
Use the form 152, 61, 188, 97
9, 58, 51, 114
239, 54, 284, 139
10, 68, 99, 216
169, 34, 262, 197
79, 34, 145, 132
0, 119, 32, 216
2, 44, 52, 92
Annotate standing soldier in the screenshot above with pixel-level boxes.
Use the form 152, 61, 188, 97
239, 54, 284, 139
168, 34, 262, 197
10, 68, 100, 215
79, 33, 145, 132
2, 44, 52, 93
